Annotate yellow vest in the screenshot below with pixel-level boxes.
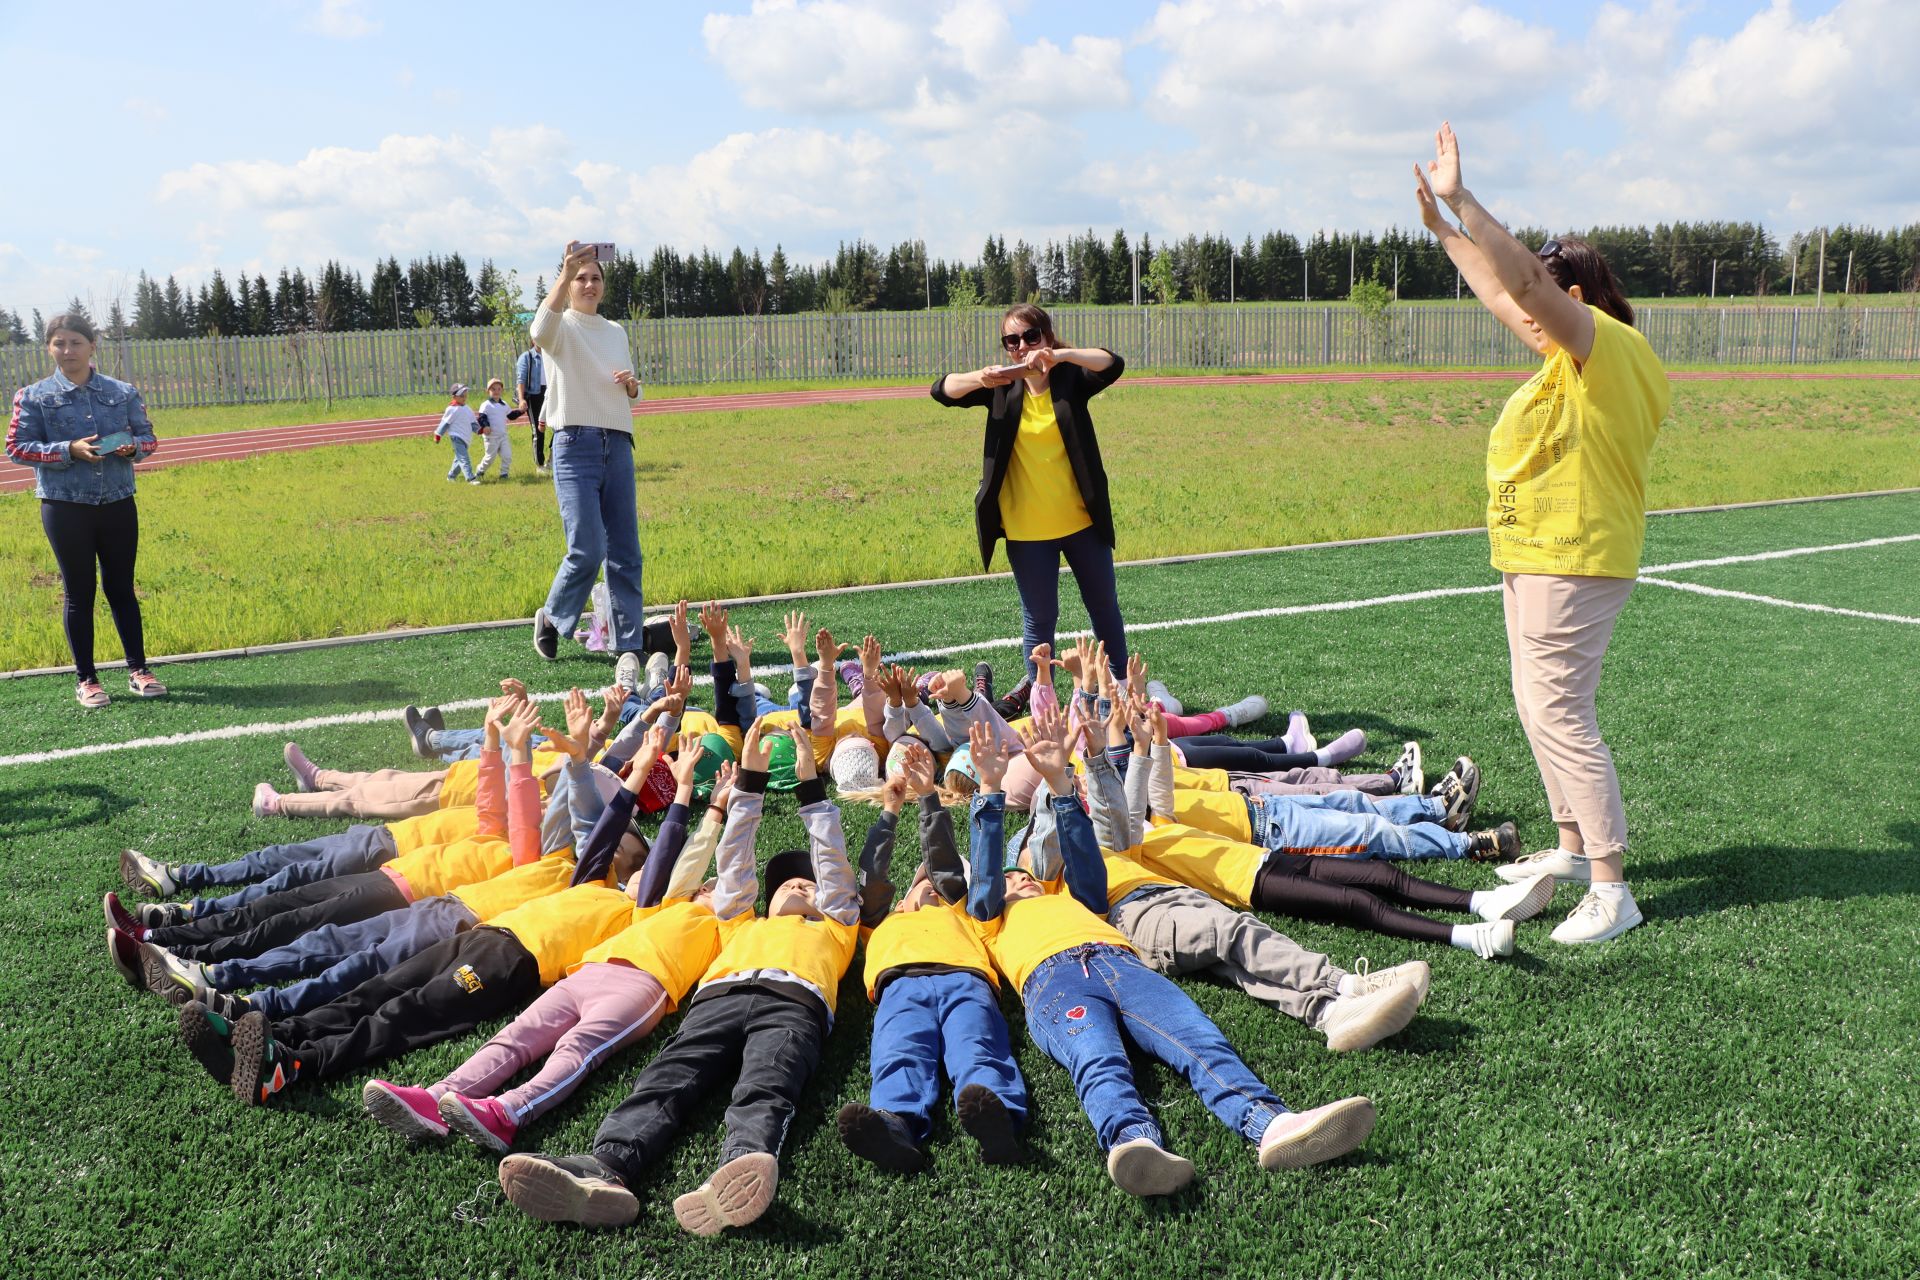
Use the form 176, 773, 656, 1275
578, 900, 722, 1010
862, 901, 997, 1002
697, 913, 860, 1016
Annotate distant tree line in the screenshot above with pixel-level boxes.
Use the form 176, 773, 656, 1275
4, 221, 1916, 343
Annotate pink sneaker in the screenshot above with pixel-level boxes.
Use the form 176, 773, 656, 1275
361, 1080, 448, 1140
76, 678, 111, 709
251, 783, 280, 817
283, 742, 320, 793
439, 1092, 518, 1153
1257, 1096, 1376, 1170
127, 668, 168, 698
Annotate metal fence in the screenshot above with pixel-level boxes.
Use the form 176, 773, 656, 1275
6, 304, 1917, 410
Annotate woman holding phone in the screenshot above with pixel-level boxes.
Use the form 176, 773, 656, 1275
528, 241, 649, 687
5, 313, 166, 707
1414, 122, 1669, 944
932, 304, 1129, 712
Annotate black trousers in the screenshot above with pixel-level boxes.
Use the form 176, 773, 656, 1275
1174, 734, 1316, 772
41, 497, 144, 679
274, 925, 541, 1078
146, 871, 407, 964
593, 984, 825, 1181
526, 392, 546, 466
1252, 853, 1471, 945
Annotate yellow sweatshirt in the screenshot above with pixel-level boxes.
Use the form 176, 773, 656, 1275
973, 890, 1134, 995
578, 900, 723, 1011
450, 854, 578, 921
1130, 822, 1268, 911
1175, 788, 1256, 843
387, 807, 479, 856
438, 749, 567, 809
697, 912, 860, 1018
862, 902, 998, 1002
489, 883, 639, 986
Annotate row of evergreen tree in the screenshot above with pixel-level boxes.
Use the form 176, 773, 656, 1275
6, 221, 1916, 343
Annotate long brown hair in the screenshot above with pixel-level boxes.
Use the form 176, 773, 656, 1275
45, 312, 100, 343
1542, 236, 1634, 327
1002, 303, 1061, 349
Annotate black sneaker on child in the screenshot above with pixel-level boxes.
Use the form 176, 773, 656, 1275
994, 675, 1034, 721
837, 1102, 926, 1174
972, 661, 995, 704
1467, 821, 1520, 862
422, 707, 447, 733
532, 608, 560, 661
179, 1001, 236, 1086
956, 1083, 1024, 1164
498, 1152, 639, 1227
403, 705, 434, 759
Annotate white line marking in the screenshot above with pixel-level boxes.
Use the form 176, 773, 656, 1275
1639, 577, 1920, 625
3, 532, 1914, 770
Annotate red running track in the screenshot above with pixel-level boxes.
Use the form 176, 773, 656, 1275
5, 368, 1915, 494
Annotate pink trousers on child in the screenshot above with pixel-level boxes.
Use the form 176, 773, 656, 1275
275, 768, 447, 820
430, 961, 668, 1124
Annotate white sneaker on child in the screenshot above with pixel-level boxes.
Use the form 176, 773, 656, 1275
1145, 679, 1182, 715
1219, 695, 1269, 727
614, 651, 643, 696
1550, 886, 1643, 944
1497, 848, 1594, 884
1451, 919, 1515, 960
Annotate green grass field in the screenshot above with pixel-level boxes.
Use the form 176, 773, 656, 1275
1, 492, 1916, 1278
6, 377, 1919, 672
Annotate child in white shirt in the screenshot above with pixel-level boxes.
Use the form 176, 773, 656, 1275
473, 378, 519, 481
433, 384, 480, 484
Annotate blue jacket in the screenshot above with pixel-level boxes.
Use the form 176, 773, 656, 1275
6, 368, 158, 503
514, 348, 546, 396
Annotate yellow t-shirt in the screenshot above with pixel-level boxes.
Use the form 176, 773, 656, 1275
1173, 764, 1229, 793
387, 808, 478, 856
972, 889, 1134, 995
578, 900, 722, 1010
862, 901, 998, 1002
490, 884, 639, 986
1130, 822, 1268, 911
1101, 849, 1183, 908
697, 914, 860, 1017
436, 749, 566, 809
1487, 306, 1669, 578
1175, 789, 1255, 843
386, 834, 513, 900
759, 703, 883, 762
999, 386, 1091, 541
450, 854, 577, 921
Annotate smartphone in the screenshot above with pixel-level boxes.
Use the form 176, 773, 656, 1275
588, 242, 617, 263
90, 430, 134, 453
989, 364, 1028, 377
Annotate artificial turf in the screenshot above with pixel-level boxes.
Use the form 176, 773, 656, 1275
1, 493, 1916, 1279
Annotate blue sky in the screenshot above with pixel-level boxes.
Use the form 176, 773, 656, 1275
4, 0, 1913, 317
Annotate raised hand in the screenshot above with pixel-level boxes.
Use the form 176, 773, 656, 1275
1149, 701, 1170, 746
630, 722, 671, 779
968, 720, 1009, 792
710, 760, 739, 811
669, 733, 708, 787
780, 609, 809, 663
599, 684, 629, 733
726, 625, 754, 672
502, 700, 541, 754
814, 627, 846, 666
564, 687, 594, 743
1126, 694, 1155, 750
876, 664, 902, 707
859, 634, 883, 680
1425, 120, 1463, 203
790, 724, 818, 781
498, 678, 529, 701
740, 719, 775, 772
930, 669, 968, 703
699, 601, 728, 649
1413, 161, 1451, 235
901, 740, 938, 797
659, 665, 693, 718
669, 599, 691, 660
897, 665, 921, 707
1127, 651, 1146, 693
1020, 703, 1075, 783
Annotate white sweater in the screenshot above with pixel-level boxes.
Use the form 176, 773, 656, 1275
528, 306, 640, 433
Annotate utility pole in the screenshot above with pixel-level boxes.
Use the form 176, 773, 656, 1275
1132, 248, 1140, 307
1710, 259, 1717, 300
1393, 253, 1400, 301
1815, 229, 1827, 307
1229, 247, 1235, 304
1348, 241, 1356, 295
1843, 249, 1854, 297
1302, 252, 1308, 303
1789, 245, 1798, 298
924, 257, 931, 310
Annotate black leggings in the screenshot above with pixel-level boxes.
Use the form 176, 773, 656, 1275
41, 497, 145, 680
1174, 733, 1316, 772
1251, 852, 1471, 945
526, 392, 546, 467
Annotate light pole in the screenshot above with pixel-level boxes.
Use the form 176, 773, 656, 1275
1301, 252, 1308, 303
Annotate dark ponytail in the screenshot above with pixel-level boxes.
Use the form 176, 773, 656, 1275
1542, 236, 1634, 328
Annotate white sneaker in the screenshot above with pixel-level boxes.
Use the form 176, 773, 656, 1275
1452, 919, 1515, 959
1391, 741, 1423, 795
614, 651, 643, 695
120, 848, 177, 896
1145, 679, 1182, 715
1346, 957, 1431, 1002
643, 651, 673, 695
1497, 848, 1594, 884
1319, 982, 1422, 1052
1474, 873, 1558, 923
1105, 1137, 1194, 1197
1256, 1097, 1376, 1170
1550, 886, 1643, 944
1220, 694, 1269, 728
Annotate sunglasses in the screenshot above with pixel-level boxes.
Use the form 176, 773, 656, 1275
1538, 239, 1563, 261
1000, 327, 1045, 351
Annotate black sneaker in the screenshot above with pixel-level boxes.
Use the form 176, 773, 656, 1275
956, 1083, 1023, 1165
1431, 756, 1481, 831
836, 1102, 926, 1174
206, 990, 252, 1021
641, 617, 677, 657
498, 1152, 639, 1227
422, 707, 447, 734
403, 705, 434, 759
993, 675, 1034, 721
532, 608, 560, 661
972, 662, 995, 703
1467, 821, 1520, 862
138, 900, 190, 930
229, 1011, 298, 1106
179, 1001, 236, 1086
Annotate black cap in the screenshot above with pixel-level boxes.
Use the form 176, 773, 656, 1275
760, 849, 814, 910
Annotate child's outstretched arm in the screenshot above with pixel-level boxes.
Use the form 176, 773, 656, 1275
628, 731, 702, 905
574, 724, 668, 887
809, 627, 845, 731
904, 743, 966, 904
789, 728, 859, 927
663, 761, 735, 904
858, 634, 887, 739
1147, 704, 1176, 822
474, 694, 514, 840
855, 776, 908, 929
965, 722, 1010, 921
500, 699, 544, 864
780, 609, 815, 730
711, 722, 773, 921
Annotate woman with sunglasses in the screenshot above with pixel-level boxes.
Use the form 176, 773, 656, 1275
932, 304, 1129, 712
1414, 122, 1669, 945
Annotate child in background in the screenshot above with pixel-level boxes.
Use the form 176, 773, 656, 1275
433, 384, 480, 483
473, 378, 519, 481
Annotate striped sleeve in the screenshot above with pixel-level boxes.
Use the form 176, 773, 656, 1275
5, 388, 68, 467
130, 387, 158, 457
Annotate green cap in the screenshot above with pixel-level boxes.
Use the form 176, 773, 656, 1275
693, 732, 735, 789
766, 731, 799, 791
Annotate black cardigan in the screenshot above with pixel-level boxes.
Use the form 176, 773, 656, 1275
929, 350, 1125, 568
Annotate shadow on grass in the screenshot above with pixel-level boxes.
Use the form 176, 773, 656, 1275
1641, 821, 1920, 920
160, 679, 416, 713
0, 780, 139, 838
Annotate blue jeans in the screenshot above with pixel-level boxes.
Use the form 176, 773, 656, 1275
181, 826, 397, 918
545, 426, 644, 651
446, 437, 475, 481
870, 971, 1027, 1144
1021, 943, 1287, 1151
211, 894, 477, 1021
421, 727, 548, 763
1254, 792, 1469, 861
1003, 526, 1128, 683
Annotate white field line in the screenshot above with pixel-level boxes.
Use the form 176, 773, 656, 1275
1638, 577, 1920, 625
3, 533, 1915, 770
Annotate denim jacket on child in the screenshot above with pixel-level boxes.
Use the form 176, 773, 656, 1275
5, 368, 158, 503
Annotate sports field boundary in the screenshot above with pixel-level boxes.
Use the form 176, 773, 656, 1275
4, 485, 1914, 682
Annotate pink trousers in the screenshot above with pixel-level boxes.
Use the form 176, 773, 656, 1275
275, 769, 446, 820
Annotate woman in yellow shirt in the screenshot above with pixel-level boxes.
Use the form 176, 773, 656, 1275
1415, 122, 1669, 945
932, 304, 1129, 714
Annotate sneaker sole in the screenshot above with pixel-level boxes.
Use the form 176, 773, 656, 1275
499, 1154, 638, 1228
1106, 1142, 1195, 1197
956, 1085, 1023, 1165
1258, 1096, 1377, 1170
105, 928, 145, 990
1323, 982, 1423, 1053
672, 1152, 778, 1236
836, 1109, 925, 1174
129, 683, 167, 698
179, 1003, 236, 1086
1489, 874, 1560, 923
228, 1012, 272, 1106
1552, 904, 1644, 945
120, 850, 171, 896
362, 1081, 448, 1141
532, 610, 559, 661
440, 1094, 514, 1154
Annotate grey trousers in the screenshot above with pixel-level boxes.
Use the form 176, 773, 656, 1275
1109, 885, 1343, 1027
1230, 766, 1398, 798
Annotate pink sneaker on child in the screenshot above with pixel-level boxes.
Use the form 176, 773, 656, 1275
251, 783, 280, 817
362, 1080, 448, 1140
439, 1091, 518, 1153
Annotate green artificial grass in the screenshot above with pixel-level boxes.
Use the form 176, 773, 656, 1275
1, 494, 1916, 1278
5, 378, 1920, 671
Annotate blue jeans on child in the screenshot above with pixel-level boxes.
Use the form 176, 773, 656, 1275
1003, 526, 1129, 683
420, 727, 550, 763
870, 971, 1028, 1144
1021, 943, 1288, 1151
446, 437, 476, 482
209, 894, 478, 1021
544, 426, 645, 653
1253, 791, 1469, 861
180, 826, 398, 918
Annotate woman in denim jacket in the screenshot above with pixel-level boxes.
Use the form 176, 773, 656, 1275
5, 312, 166, 706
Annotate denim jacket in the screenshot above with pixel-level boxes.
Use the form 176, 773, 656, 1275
5, 368, 158, 503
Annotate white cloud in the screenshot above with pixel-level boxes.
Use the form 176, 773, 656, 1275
307, 0, 380, 39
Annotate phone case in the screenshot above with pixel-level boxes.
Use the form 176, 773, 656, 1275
90, 431, 134, 453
